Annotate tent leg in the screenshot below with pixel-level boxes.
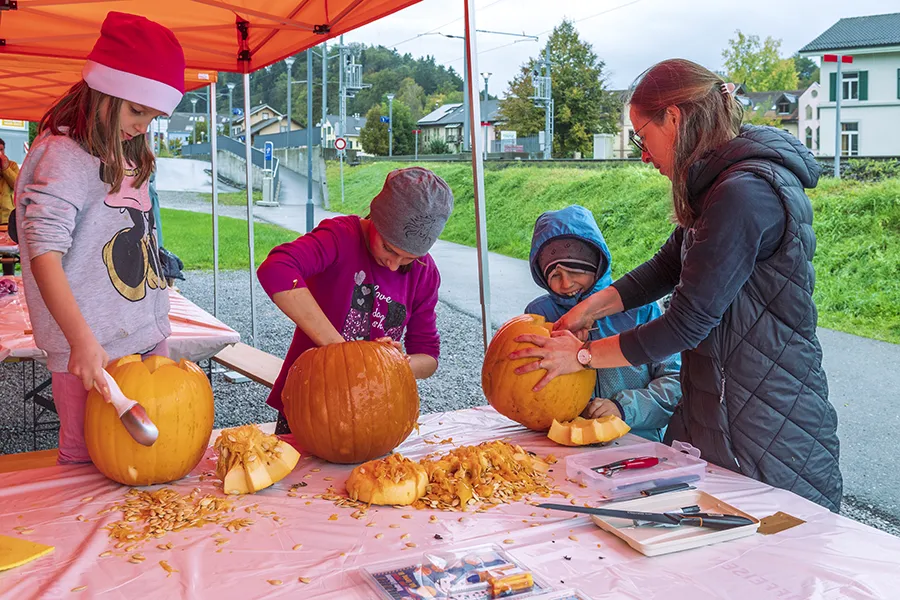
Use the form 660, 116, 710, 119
463, 0, 492, 350
243, 73, 258, 347
210, 82, 220, 318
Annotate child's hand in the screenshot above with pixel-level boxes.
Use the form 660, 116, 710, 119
68, 337, 110, 400
374, 336, 402, 352
582, 398, 623, 420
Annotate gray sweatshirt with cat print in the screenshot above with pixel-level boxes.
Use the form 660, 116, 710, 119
15, 132, 170, 372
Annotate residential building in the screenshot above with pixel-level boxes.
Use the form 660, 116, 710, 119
798, 83, 822, 154
317, 114, 367, 151
800, 12, 900, 157
417, 99, 502, 153
738, 89, 807, 138
611, 90, 635, 159
231, 104, 302, 145
166, 112, 229, 145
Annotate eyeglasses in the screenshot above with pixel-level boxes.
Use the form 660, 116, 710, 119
629, 109, 665, 154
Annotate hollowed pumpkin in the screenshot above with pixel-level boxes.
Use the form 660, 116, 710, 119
282, 341, 419, 464
214, 425, 301, 495
547, 415, 631, 446
84, 354, 215, 486
482, 314, 595, 431
345, 454, 428, 506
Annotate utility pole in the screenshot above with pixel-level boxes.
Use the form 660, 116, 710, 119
227, 82, 236, 137
531, 46, 553, 159
285, 56, 295, 149
190, 97, 198, 147
481, 72, 491, 157
322, 40, 328, 142
387, 93, 395, 157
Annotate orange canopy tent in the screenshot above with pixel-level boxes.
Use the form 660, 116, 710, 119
0, 0, 493, 349
0, 54, 217, 122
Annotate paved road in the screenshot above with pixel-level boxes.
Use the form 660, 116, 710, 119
159, 193, 900, 531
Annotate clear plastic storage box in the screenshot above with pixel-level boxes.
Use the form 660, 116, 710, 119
565, 440, 707, 499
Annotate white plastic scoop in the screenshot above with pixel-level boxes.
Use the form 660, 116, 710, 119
98, 370, 159, 446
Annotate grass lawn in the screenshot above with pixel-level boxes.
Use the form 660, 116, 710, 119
198, 191, 263, 206
327, 161, 900, 344
160, 208, 298, 270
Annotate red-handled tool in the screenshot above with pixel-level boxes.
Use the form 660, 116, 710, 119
591, 456, 665, 477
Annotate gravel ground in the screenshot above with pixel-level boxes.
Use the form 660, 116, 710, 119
1, 268, 897, 538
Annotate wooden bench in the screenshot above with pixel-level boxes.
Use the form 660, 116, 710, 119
212, 342, 284, 389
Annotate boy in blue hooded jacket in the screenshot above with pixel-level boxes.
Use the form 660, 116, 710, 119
525, 206, 681, 442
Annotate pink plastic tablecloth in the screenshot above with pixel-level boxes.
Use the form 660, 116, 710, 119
2, 406, 899, 599
0, 277, 240, 363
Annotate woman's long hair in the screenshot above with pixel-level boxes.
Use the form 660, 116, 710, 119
627, 59, 743, 227
40, 80, 154, 194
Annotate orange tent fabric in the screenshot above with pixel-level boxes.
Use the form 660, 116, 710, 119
0, 54, 216, 121
0, 0, 424, 73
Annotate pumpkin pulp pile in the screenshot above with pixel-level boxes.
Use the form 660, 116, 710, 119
414, 441, 553, 510
214, 425, 301, 495
346, 441, 555, 510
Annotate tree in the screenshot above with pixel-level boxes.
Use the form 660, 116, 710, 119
397, 77, 426, 122
499, 20, 619, 158
793, 53, 820, 88
359, 99, 415, 156
722, 30, 798, 92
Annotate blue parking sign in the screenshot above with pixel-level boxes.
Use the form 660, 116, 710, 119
380, 116, 390, 123
264, 141, 273, 161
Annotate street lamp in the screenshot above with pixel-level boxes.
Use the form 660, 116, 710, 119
386, 93, 395, 157
227, 82, 236, 137
481, 72, 492, 156
285, 56, 295, 149
190, 97, 198, 146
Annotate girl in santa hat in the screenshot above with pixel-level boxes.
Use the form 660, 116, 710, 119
15, 12, 185, 464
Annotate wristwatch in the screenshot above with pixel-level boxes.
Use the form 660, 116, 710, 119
576, 339, 592, 369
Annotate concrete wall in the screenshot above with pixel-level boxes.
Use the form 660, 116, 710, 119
214, 149, 271, 191
273, 147, 327, 183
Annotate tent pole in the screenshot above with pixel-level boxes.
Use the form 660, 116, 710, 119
243, 73, 258, 347
209, 81, 220, 318
463, 0, 492, 350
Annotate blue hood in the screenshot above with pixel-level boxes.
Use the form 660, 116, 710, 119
529, 205, 613, 308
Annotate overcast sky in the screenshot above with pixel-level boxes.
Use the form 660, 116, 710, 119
339, 0, 897, 95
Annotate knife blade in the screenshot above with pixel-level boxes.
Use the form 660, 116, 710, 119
537, 503, 755, 530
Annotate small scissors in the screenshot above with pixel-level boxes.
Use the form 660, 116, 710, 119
591, 456, 666, 477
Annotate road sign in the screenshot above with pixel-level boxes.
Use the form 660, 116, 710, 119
412, 129, 422, 134
380, 116, 390, 123
264, 141, 273, 161
334, 137, 347, 151
823, 54, 853, 63
480, 121, 490, 127
232, 108, 244, 115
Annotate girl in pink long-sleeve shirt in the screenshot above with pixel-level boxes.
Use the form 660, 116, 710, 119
257, 167, 454, 434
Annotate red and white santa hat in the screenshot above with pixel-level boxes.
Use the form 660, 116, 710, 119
82, 12, 185, 116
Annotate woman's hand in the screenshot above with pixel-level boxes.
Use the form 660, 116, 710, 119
552, 301, 595, 338
582, 398, 623, 420
374, 336, 403, 352
68, 335, 110, 400
508, 330, 584, 392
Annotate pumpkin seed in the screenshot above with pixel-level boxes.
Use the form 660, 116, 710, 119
503, 539, 515, 544
400, 533, 410, 540
568, 535, 579, 542
19, 529, 34, 535
71, 586, 87, 592
98, 551, 112, 558
267, 579, 282, 586
292, 544, 303, 550
160, 560, 178, 576
375, 533, 384, 539
328, 514, 338, 521
298, 577, 311, 584
80, 496, 93, 503
401, 514, 412, 520
405, 542, 417, 548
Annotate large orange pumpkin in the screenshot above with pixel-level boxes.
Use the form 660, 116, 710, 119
84, 355, 215, 486
482, 314, 595, 431
283, 341, 419, 464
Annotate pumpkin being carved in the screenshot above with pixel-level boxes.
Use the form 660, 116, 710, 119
282, 341, 420, 464
85, 355, 215, 486
548, 415, 631, 446
482, 314, 595, 431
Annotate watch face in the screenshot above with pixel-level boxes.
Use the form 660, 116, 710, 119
577, 348, 591, 366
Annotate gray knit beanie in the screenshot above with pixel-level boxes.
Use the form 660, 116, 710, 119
369, 167, 454, 256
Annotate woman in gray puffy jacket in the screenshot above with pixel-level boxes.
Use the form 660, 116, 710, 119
510, 58, 842, 512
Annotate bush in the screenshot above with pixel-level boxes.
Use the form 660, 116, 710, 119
426, 138, 450, 155
817, 158, 900, 182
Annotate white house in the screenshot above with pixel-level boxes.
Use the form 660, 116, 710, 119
417, 100, 502, 154
800, 12, 900, 157
317, 114, 367, 152
798, 83, 822, 154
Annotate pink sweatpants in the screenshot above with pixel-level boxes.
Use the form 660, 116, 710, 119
53, 340, 170, 465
